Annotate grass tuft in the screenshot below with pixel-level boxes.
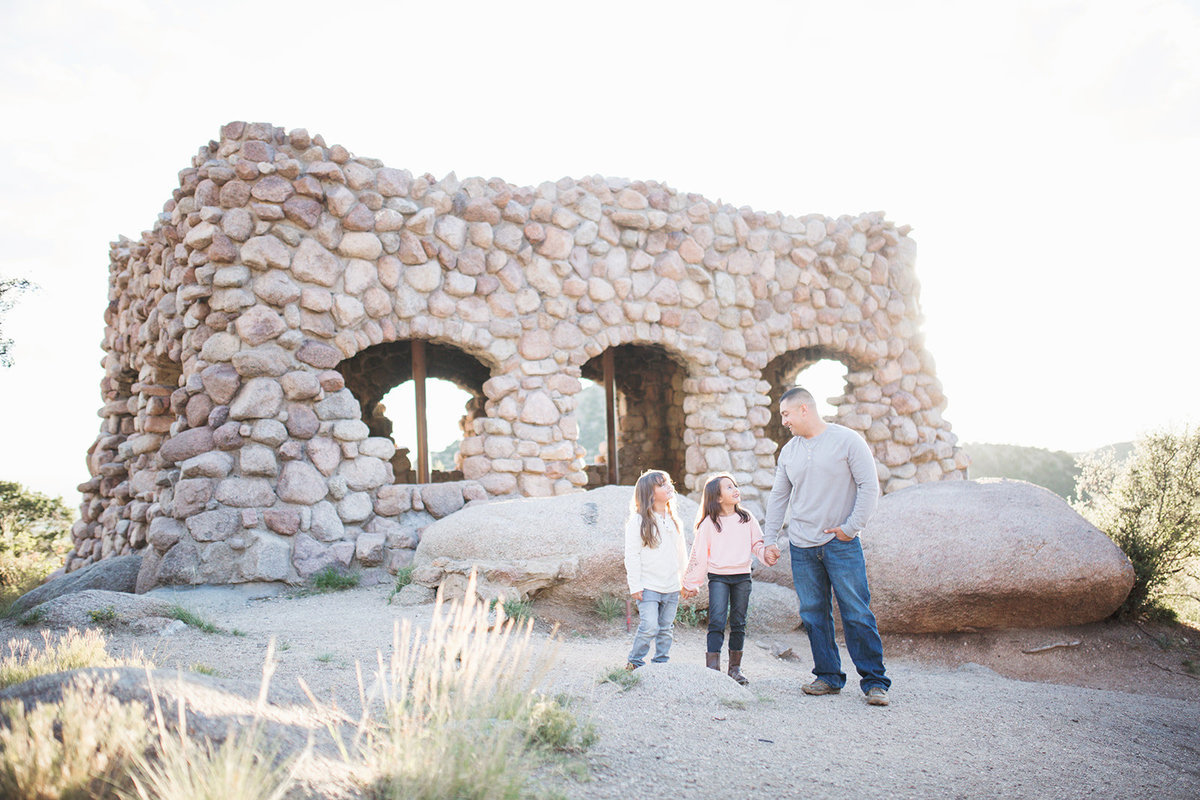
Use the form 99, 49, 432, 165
593, 595, 624, 622
598, 666, 639, 691
310, 566, 360, 593
165, 604, 222, 634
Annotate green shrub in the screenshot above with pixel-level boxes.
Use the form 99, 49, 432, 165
0, 481, 73, 616
490, 596, 533, 623
388, 565, 415, 604
524, 695, 596, 752
88, 605, 118, 625
1074, 428, 1200, 617
674, 602, 708, 628
310, 565, 360, 593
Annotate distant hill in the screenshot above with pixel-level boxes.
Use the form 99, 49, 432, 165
962, 442, 1133, 501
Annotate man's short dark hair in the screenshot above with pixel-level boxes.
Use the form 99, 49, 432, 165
780, 386, 816, 408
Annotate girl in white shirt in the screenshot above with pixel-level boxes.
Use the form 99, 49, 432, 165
623, 469, 688, 669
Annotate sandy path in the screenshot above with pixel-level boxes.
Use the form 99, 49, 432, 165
23, 581, 1200, 800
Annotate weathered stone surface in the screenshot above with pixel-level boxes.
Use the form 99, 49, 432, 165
229, 377, 283, 420
7, 555, 142, 617
418, 482, 467, 519
412, 486, 699, 603
277, 461, 328, 504
764, 480, 1133, 633
160, 428, 214, 464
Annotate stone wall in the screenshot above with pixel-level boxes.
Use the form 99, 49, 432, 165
71, 120, 969, 587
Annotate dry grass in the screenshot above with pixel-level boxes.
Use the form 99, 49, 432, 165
0, 675, 149, 799
307, 572, 566, 800
0, 627, 147, 689
125, 640, 307, 800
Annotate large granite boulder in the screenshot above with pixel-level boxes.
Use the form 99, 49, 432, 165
6, 554, 142, 618
411, 485, 700, 603
850, 479, 1133, 632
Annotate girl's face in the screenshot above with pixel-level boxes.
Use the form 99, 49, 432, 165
652, 477, 675, 507
718, 477, 740, 507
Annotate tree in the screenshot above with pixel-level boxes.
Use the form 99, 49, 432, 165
1073, 428, 1200, 618
0, 481, 73, 559
0, 277, 33, 367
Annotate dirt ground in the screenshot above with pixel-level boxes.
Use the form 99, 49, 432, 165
3, 582, 1198, 799
535, 597, 1200, 702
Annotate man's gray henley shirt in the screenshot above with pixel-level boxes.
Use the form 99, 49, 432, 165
763, 423, 881, 550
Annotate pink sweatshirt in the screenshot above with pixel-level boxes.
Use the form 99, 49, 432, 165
682, 513, 766, 591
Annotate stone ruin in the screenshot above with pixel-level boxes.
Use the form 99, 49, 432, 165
70, 120, 969, 589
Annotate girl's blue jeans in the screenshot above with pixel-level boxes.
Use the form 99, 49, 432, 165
707, 572, 752, 653
627, 589, 679, 667
789, 537, 891, 694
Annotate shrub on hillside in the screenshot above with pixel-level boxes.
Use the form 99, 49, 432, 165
0, 481, 73, 612
1074, 428, 1200, 618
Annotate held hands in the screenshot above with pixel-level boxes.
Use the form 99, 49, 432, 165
680, 587, 698, 600
762, 545, 781, 566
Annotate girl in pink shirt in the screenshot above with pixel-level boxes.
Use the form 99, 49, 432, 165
682, 472, 766, 685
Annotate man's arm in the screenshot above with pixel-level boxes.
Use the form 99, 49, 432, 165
839, 434, 880, 535
763, 444, 793, 554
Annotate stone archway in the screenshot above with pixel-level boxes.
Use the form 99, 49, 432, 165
581, 344, 687, 487
762, 347, 856, 455
336, 340, 490, 483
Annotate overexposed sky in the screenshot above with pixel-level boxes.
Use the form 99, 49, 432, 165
1, 0, 1197, 502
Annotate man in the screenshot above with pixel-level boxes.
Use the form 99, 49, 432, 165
761, 386, 891, 706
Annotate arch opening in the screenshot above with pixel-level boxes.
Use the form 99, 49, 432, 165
337, 340, 489, 484
762, 349, 852, 455
581, 344, 686, 487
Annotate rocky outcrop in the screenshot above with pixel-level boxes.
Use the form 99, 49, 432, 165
13, 589, 174, 632
6, 554, 141, 618
411, 485, 701, 603
853, 479, 1133, 632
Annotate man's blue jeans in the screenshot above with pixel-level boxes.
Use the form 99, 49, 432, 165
790, 538, 890, 693
627, 589, 680, 667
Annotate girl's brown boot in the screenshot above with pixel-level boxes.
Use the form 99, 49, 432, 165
727, 650, 749, 685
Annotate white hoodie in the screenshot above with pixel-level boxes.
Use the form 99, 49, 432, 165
623, 509, 688, 594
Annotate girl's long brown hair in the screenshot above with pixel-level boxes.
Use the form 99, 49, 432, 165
698, 472, 751, 533
633, 469, 681, 548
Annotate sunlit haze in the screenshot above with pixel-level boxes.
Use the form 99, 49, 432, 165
1, 0, 1197, 502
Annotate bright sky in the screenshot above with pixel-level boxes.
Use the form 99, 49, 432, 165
1, 0, 1197, 503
